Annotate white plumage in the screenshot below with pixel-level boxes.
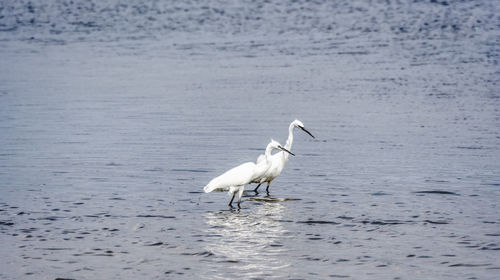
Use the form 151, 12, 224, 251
204, 139, 294, 207
253, 119, 315, 193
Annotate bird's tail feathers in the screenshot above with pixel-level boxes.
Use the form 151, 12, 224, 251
203, 177, 229, 193
204, 183, 217, 193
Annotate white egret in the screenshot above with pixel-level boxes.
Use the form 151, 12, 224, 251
253, 119, 315, 193
204, 140, 294, 208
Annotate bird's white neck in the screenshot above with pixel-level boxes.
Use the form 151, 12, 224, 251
285, 122, 295, 150
281, 122, 295, 161
265, 144, 274, 158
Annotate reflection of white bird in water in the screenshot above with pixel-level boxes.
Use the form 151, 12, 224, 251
253, 120, 315, 193
204, 140, 294, 208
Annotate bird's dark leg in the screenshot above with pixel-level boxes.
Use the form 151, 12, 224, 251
253, 183, 262, 192
238, 186, 245, 209
265, 182, 271, 192
229, 193, 236, 207
237, 187, 244, 209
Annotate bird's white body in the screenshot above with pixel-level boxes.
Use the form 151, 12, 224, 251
203, 161, 255, 203
253, 120, 314, 192
204, 140, 292, 207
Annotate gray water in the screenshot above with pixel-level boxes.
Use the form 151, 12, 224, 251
1, 0, 499, 279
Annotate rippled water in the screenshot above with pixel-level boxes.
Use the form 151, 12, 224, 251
1, 0, 499, 279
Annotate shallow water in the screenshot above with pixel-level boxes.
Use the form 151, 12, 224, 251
1, 0, 499, 279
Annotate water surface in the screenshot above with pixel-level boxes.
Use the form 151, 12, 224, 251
0, 0, 499, 279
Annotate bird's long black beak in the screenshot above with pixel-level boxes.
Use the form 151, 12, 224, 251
279, 146, 295, 156
299, 126, 315, 138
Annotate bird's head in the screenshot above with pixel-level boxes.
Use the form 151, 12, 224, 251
269, 139, 295, 156
292, 119, 315, 139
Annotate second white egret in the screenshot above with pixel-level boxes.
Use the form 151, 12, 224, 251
253, 119, 315, 193
204, 140, 294, 208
